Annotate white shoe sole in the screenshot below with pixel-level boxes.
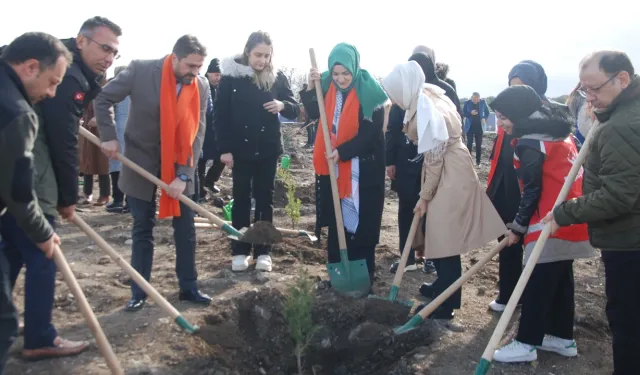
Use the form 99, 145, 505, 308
255, 263, 272, 272
232, 263, 249, 272
493, 352, 537, 363
538, 345, 577, 357
489, 302, 506, 312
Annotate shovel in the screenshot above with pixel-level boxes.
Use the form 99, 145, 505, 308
53, 245, 123, 374
369, 212, 421, 308
79, 127, 279, 246
394, 237, 508, 335
193, 217, 317, 242
309, 48, 370, 298
474, 130, 593, 375
71, 215, 199, 334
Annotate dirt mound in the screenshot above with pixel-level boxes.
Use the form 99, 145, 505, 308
198, 288, 435, 375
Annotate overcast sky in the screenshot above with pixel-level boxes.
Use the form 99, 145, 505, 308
3, 0, 639, 98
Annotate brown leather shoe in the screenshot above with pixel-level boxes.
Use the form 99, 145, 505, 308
23, 337, 90, 360
94, 196, 110, 206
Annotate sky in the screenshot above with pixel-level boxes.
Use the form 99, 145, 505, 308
3, 0, 640, 99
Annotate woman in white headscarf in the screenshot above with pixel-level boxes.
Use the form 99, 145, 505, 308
382, 61, 506, 323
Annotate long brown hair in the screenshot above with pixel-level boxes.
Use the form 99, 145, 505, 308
240, 31, 276, 90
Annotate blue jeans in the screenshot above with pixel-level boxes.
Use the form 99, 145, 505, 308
126, 192, 198, 300
0, 213, 57, 350
0, 244, 18, 374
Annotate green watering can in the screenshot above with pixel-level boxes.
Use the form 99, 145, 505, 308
223, 199, 233, 221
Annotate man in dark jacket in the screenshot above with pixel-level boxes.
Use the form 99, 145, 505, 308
546, 50, 640, 375
435, 62, 457, 92
463, 93, 491, 166
197, 57, 224, 199
0, 32, 70, 375
0, 16, 121, 360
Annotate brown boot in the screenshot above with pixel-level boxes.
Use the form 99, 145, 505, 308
23, 337, 90, 360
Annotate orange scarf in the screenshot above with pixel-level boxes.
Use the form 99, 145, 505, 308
158, 55, 200, 219
313, 83, 360, 198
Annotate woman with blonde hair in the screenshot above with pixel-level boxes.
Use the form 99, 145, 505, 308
215, 31, 299, 272
381, 60, 505, 322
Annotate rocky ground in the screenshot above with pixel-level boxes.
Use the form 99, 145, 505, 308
4, 130, 612, 374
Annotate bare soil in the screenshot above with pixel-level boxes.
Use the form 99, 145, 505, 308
4, 132, 612, 374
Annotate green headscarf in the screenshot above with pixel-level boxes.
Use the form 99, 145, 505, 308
320, 43, 388, 119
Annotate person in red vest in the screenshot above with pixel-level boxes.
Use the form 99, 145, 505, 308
486, 60, 550, 313
489, 85, 595, 364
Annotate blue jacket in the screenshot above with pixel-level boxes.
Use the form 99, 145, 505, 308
463, 99, 490, 133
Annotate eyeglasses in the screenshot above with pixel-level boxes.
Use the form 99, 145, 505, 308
84, 35, 120, 60
577, 72, 619, 97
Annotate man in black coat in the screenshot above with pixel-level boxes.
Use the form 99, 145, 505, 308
0, 32, 70, 375
0, 16, 122, 360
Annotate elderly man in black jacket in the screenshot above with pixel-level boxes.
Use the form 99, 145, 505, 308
0, 16, 121, 360
0, 32, 70, 375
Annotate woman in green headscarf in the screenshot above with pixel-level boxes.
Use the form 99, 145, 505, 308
301, 43, 390, 287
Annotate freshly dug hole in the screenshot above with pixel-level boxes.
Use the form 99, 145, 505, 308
199, 288, 436, 375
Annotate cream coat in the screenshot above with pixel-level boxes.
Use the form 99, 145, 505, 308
407, 87, 506, 259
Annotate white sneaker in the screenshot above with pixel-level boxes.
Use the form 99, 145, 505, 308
538, 335, 578, 357
494, 340, 537, 363
255, 255, 273, 272
489, 300, 506, 312
232, 255, 251, 272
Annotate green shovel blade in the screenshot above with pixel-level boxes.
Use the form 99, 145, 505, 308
326, 249, 370, 299
394, 314, 423, 335
473, 358, 491, 375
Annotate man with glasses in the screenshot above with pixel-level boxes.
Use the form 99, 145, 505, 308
544, 50, 640, 375
0, 16, 121, 360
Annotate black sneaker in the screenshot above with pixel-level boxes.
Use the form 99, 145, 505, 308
106, 200, 123, 213
389, 260, 418, 274
422, 261, 436, 274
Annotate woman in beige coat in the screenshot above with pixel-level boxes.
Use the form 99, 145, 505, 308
382, 60, 506, 321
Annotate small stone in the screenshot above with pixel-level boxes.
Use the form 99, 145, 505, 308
477, 287, 486, 296
414, 354, 426, 360
258, 368, 267, 375
255, 272, 269, 284
67, 293, 74, 300
125, 239, 133, 245
98, 256, 111, 265
254, 305, 272, 320
158, 318, 170, 324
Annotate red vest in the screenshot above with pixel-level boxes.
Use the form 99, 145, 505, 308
513, 136, 589, 246
486, 127, 504, 191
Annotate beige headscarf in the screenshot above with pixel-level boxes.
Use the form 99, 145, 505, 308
382, 61, 449, 162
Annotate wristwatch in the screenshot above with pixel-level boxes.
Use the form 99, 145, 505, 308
178, 174, 191, 182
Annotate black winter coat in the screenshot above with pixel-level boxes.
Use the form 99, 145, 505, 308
385, 104, 422, 199
201, 84, 218, 160
301, 89, 386, 246
214, 57, 299, 161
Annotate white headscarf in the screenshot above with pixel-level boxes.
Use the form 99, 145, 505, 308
382, 61, 449, 161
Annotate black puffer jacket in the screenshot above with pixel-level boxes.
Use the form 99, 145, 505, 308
214, 56, 299, 161
503, 104, 574, 235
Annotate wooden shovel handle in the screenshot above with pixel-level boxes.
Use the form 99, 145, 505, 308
309, 48, 348, 251
71, 216, 181, 319
53, 246, 123, 374
418, 237, 508, 319
78, 127, 237, 235
480, 133, 593, 363
391, 212, 421, 288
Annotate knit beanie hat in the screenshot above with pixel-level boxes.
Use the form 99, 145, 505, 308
207, 58, 220, 73
490, 85, 543, 123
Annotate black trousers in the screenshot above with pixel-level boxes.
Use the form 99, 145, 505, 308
306, 122, 317, 145
198, 158, 225, 190
466, 125, 483, 164
110, 171, 125, 203
396, 175, 421, 265
516, 260, 575, 346
0, 247, 17, 375
231, 157, 277, 257
496, 234, 524, 304
602, 250, 640, 375
327, 222, 375, 286
430, 255, 462, 312
83, 174, 110, 197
